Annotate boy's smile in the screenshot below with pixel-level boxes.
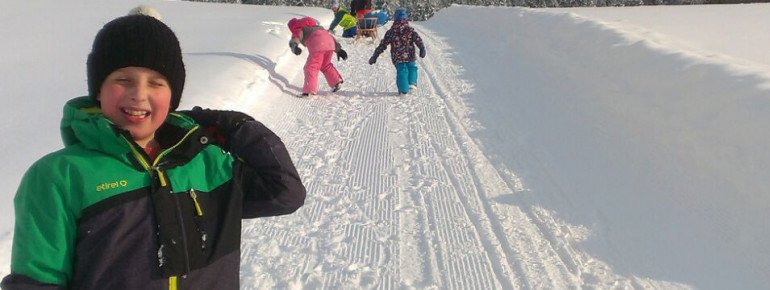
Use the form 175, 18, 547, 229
98, 66, 172, 148
123, 107, 151, 122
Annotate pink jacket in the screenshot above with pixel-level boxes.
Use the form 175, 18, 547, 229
288, 17, 338, 52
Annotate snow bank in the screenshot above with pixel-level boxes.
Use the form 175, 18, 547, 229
426, 5, 770, 289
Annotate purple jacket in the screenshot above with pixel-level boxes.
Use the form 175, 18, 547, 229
374, 20, 424, 64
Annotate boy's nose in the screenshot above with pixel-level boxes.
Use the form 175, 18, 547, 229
129, 84, 150, 101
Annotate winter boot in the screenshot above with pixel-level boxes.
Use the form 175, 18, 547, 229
332, 80, 343, 93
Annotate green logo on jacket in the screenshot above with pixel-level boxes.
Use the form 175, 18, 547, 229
96, 180, 129, 192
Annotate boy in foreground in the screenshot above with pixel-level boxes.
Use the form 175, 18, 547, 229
1, 14, 305, 289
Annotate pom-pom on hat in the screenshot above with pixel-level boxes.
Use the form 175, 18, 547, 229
394, 7, 408, 21
128, 5, 163, 20
87, 15, 185, 111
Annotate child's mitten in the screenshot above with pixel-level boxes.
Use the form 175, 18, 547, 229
336, 49, 348, 61
180, 106, 255, 149
289, 40, 302, 55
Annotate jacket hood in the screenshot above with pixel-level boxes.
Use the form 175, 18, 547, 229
394, 8, 408, 21
333, 5, 349, 12
393, 19, 409, 26
390, 20, 410, 33
288, 17, 319, 39
61, 96, 197, 157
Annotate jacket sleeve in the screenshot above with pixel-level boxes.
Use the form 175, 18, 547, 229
335, 38, 342, 52
373, 30, 392, 56
328, 11, 343, 31
2, 161, 75, 289
228, 120, 306, 218
412, 28, 425, 52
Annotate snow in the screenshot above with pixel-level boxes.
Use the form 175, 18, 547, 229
2, 1, 769, 289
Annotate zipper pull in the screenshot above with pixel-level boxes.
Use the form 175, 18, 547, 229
189, 189, 208, 251
189, 189, 204, 216
154, 168, 168, 187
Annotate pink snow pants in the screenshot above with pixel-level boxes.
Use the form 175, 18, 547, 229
304, 50, 342, 94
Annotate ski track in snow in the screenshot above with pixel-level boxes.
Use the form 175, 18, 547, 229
231, 24, 683, 289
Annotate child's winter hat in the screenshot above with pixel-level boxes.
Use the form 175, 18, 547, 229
87, 14, 185, 111
394, 7, 408, 21
288, 17, 320, 38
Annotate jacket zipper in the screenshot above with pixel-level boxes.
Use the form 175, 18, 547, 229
171, 187, 192, 274
120, 126, 202, 285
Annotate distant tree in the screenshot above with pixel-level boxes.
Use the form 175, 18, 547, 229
188, 0, 753, 20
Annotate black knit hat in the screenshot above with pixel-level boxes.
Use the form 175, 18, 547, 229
87, 15, 185, 111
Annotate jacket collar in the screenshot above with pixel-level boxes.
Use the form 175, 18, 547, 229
60, 96, 205, 168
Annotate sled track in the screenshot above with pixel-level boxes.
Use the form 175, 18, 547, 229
413, 25, 552, 289
412, 24, 669, 289
400, 35, 514, 289
238, 24, 595, 289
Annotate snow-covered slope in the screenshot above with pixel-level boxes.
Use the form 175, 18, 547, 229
423, 5, 770, 289
1, 1, 769, 289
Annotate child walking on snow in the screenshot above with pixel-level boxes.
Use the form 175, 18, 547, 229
288, 16, 348, 96
1, 13, 305, 289
368, 7, 425, 95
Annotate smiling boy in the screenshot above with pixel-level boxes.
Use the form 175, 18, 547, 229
1, 14, 306, 290
99, 67, 172, 159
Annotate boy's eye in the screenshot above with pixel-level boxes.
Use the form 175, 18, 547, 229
150, 79, 168, 87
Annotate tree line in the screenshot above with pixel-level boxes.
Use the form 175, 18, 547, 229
186, 0, 770, 21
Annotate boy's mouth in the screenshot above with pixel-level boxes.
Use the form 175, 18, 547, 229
122, 108, 150, 119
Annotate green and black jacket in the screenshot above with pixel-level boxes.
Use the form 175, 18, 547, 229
1, 97, 306, 290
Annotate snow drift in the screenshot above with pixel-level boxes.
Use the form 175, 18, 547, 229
425, 5, 770, 289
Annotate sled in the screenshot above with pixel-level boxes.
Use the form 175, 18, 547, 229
355, 16, 378, 42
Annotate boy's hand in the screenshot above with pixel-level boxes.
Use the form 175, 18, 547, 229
419, 47, 426, 58
368, 55, 377, 65
180, 106, 255, 147
336, 49, 348, 61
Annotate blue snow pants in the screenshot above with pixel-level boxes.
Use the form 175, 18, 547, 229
342, 27, 356, 38
395, 61, 418, 93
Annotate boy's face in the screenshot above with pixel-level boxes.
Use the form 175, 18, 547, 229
98, 66, 172, 148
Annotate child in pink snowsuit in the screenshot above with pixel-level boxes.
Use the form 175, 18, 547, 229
288, 17, 347, 96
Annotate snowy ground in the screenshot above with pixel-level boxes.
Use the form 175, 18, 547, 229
1, 1, 769, 289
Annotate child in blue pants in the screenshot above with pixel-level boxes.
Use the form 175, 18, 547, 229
368, 7, 425, 94
396, 62, 419, 93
